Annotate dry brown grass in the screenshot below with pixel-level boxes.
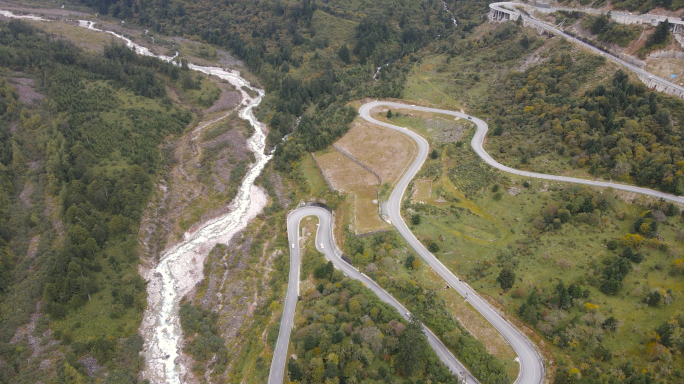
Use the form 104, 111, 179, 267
314, 149, 379, 191
335, 119, 417, 185
353, 187, 385, 233
315, 149, 388, 233
315, 119, 419, 234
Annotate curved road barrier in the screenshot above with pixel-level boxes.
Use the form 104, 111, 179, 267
268, 206, 479, 384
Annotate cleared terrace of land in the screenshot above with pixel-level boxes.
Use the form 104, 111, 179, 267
313, 149, 386, 233
314, 119, 417, 234
335, 120, 418, 185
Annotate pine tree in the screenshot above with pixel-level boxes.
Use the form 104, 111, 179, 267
396, 315, 426, 375
288, 358, 303, 381
497, 268, 516, 292
338, 44, 350, 64
557, 281, 571, 309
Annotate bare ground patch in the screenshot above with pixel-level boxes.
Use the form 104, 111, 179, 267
645, 57, 684, 87
205, 83, 240, 114
314, 150, 379, 192
9, 78, 44, 104
412, 179, 432, 202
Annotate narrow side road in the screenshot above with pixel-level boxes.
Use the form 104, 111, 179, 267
268, 206, 478, 384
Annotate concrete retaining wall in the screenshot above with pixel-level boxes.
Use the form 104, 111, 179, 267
649, 50, 684, 60
637, 74, 684, 98
619, 53, 646, 69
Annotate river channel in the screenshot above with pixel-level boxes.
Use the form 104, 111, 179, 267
0, 10, 273, 383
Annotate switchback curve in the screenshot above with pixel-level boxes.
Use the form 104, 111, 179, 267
268, 206, 478, 384
357, 99, 684, 384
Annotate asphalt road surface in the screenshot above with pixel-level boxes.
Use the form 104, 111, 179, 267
490, 2, 684, 99
358, 99, 684, 382
269, 206, 478, 384
360, 101, 545, 384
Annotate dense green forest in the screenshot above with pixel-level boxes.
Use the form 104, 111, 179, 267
488, 59, 684, 194
69, 0, 492, 172
577, 13, 640, 47
291, 247, 459, 383
0, 19, 197, 383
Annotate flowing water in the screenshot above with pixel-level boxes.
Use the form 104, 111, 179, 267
443, 1, 458, 26
1, 10, 273, 383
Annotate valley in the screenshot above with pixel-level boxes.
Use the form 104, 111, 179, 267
0, 1, 683, 384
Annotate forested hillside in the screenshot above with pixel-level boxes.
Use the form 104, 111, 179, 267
6, 0, 684, 382
0, 19, 197, 383
70, 0, 491, 172
488, 63, 684, 195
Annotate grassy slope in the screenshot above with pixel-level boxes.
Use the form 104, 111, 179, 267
393, 110, 684, 383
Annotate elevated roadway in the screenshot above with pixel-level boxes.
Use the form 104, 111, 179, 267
489, 2, 684, 99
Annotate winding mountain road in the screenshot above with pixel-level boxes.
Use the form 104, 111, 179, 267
268, 206, 478, 384
362, 101, 684, 204
270, 99, 684, 384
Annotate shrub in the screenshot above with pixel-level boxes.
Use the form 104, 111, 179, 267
607, 240, 618, 250
404, 255, 416, 269
645, 291, 662, 307
428, 242, 439, 253
497, 268, 516, 291
523, 180, 531, 188
556, 258, 573, 270
411, 214, 421, 225
602, 316, 618, 332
